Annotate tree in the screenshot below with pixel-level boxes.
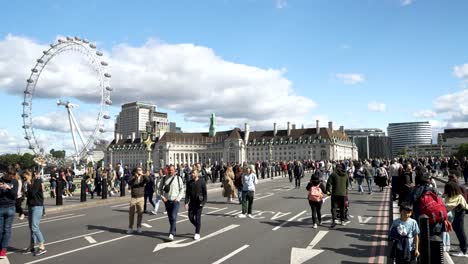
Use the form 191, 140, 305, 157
50, 149, 66, 159
398, 148, 408, 158
0, 153, 35, 171
456, 143, 468, 160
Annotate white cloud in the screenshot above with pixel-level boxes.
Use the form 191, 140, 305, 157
335, 73, 365, 85
413, 110, 437, 119
0, 128, 26, 154
0, 34, 317, 149
275, 0, 287, 9
367, 102, 386, 112
401, 0, 414, 6
453, 64, 468, 79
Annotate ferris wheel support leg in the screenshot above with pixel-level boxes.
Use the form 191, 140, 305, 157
68, 108, 89, 153
67, 108, 80, 161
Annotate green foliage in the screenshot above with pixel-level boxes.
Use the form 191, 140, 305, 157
398, 148, 408, 158
0, 153, 36, 171
50, 149, 66, 159
456, 143, 468, 159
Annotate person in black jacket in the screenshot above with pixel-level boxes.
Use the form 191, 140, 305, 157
294, 161, 304, 189
0, 168, 18, 258
306, 173, 326, 228
24, 170, 47, 256
185, 168, 207, 240
127, 167, 149, 234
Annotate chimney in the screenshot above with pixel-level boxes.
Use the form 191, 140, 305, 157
339, 126, 344, 133
292, 124, 296, 130
131, 132, 136, 143
316, 120, 320, 135
328, 121, 333, 130
287, 121, 291, 136
244, 123, 250, 142
273, 123, 277, 136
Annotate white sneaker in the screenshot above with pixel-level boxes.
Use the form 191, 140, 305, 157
136, 227, 142, 234
238, 214, 246, 218
126, 228, 133, 234
247, 214, 253, 219
449, 251, 468, 257
168, 234, 174, 241
19, 214, 25, 220
313, 224, 318, 229
151, 210, 157, 215
194, 233, 200, 240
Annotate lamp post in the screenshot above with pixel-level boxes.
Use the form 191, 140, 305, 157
143, 133, 154, 172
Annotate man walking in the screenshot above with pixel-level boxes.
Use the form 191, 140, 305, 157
184, 168, 207, 240
159, 165, 185, 240
293, 161, 303, 189
326, 163, 349, 227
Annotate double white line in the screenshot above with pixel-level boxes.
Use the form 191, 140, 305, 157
13, 213, 85, 229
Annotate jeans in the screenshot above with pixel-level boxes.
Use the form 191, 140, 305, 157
308, 200, 323, 224
366, 177, 374, 193
144, 192, 155, 211
154, 196, 161, 213
452, 210, 467, 254
331, 195, 345, 222
237, 187, 243, 204
295, 177, 301, 188
129, 197, 144, 229
28, 206, 45, 245
323, 172, 330, 183
188, 203, 203, 234
0, 206, 15, 249
165, 200, 180, 235
356, 177, 364, 193
242, 191, 254, 215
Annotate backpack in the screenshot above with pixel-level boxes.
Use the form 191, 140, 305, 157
418, 191, 447, 225
308, 186, 323, 202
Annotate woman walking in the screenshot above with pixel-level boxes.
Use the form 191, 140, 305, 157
306, 172, 326, 228
355, 162, 365, 195
223, 166, 237, 203
238, 166, 257, 218
144, 171, 156, 214
0, 168, 19, 258
375, 163, 388, 192
184, 168, 207, 240
234, 166, 243, 205
153, 169, 165, 215
444, 181, 468, 257
127, 167, 149, 234
15, 172, 26, 220
24, 170, 47, 256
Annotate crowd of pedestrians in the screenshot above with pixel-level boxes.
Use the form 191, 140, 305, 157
0, 155, 467, 262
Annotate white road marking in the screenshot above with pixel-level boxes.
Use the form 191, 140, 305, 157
306, 231, 329, 249
358, 216, 373, 225
272, 210, 307, 231
13, 213, 75, 226
24, 235, 133, 264
271, 212, 292, 220
13, 214, 85, 229
211, 244, 250, 264
142, 223, 152, 228
254, 193, 274, 201
110, 203, 128, 208
204, 206, 221, 210
147, 215, 167, 222
84, 236, 97, 244
7, 231, 106, 255
148, 207, 227, 222
153, 224, 240, 252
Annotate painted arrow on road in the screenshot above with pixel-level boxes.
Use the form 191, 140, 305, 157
153, 224, 240, 253
358, 216, 373, 225
290, 231, 328, 264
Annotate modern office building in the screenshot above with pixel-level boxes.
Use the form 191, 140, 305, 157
387, 122, 432, 157
345, 129, 392, 159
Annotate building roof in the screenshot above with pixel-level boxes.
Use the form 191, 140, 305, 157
443, 128, 468, 138
248, 128, 349, 142
158, 128, 243, 144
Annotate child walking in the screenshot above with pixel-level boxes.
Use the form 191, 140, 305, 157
389, 202, 420, 264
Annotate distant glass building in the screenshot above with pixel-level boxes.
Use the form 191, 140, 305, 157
345, 129, 392, 159
387, 122, 432, 157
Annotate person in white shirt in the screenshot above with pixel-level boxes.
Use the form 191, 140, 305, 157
238, 166, 257, 219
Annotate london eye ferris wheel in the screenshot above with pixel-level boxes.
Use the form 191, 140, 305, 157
22, 36, 113, 166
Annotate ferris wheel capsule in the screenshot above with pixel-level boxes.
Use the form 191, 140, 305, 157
74, 36, 81, 41
96, 51, 103, 56
105, 86, 112, 91
37, 59, 44, 63
101, 61, 108, 66
66, 36, 73, 41
103, 114, 110, 119
31, 68, 38, 73
104, 73, 111, 78
27, 79, 34, 83
43, 50, 48, 55
22, 102, 29, 106
105, 99, 112, 105
89, 43, 96, 49
82, 39, 89, 44
99, 128, 105, 133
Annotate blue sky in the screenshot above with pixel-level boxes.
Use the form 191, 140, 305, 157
0, 0, 467, 154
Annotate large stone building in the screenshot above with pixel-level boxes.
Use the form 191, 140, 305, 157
439, 128, 468, 156
345, 128, 392, 159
